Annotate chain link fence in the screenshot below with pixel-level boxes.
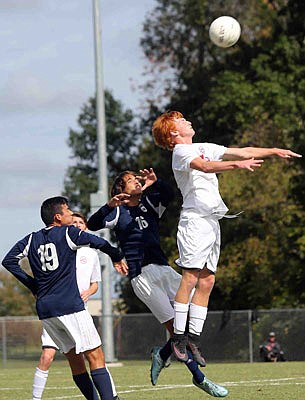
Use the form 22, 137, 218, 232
1, 309, 304, 366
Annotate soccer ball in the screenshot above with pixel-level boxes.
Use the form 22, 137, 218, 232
209, 16, 241, 48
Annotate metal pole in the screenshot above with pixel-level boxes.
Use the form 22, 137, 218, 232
248, 310, 253, 363
91, 0, 115, 362
2, 318, 7, 367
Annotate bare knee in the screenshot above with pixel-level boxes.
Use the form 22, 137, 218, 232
197, 271, 215, 294
84, 346, 105, 370
38, 348, 57, 371
181, 270, 200, 291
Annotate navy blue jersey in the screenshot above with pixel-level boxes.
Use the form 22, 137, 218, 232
2, 225, 123, 319
87, 180, 174, 279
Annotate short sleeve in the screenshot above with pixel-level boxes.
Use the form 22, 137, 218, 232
208, 143, 227, 161
172, 145, 199, 171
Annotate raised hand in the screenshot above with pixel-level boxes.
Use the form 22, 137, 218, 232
108, 193, 130, 207
138, 168, 157, 191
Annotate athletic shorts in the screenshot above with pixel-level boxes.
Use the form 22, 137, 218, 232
41, 327, 59, 350
131, 264, 182, 324
42, 309, 101, 354
176, 215, 221, 272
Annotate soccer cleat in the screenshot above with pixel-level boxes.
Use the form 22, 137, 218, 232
192, 377, 228, 397
150, 346, 167, 385
171, 333, 188, 362
187, 332, 207, 367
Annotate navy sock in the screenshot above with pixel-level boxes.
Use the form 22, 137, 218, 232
185, 351, 205, 384
73, 371, 99, 400
91, 367, 113, 400
159, 338, 172, 361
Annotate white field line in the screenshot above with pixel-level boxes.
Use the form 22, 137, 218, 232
1, 376, 305, 399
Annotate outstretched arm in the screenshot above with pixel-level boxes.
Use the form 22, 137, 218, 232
190, 157, 264, 173
223, 147, 302, 160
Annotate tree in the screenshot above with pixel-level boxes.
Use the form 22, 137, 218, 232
140, 0, 288, 142
63, 90, 141, 215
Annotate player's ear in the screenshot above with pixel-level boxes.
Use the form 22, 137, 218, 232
170, 130, 179, 137
54, 213, 62, 223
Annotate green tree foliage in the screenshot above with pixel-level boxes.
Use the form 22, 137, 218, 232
213, 126, 305, 310
63, 90, 140, 215
140, 0, 286, 141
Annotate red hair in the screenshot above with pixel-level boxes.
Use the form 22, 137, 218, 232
152, 111, 184, 150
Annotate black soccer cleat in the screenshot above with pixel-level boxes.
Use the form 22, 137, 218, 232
187, 332, 206, 367
171, 333, 188, 362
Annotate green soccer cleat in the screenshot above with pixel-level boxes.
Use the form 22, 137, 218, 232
150, 346, 167, 386
192, 377, 228, 397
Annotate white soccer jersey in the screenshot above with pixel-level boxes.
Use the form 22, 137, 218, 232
172, 142, 229, 217
76, 247, 101, 303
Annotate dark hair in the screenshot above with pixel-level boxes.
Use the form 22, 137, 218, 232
72, 211, 87, 225
111, 170, 136, 197
40, 196, 69, 226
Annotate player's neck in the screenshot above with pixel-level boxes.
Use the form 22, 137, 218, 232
175, 136, 193, 145
128, 193, 142, 206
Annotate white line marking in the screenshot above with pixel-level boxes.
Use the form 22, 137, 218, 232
3, 376, 305, 399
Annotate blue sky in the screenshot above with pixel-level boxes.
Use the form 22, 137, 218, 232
0, 0, 155, 260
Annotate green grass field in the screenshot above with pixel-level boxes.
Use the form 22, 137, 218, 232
0, 359, 304, 400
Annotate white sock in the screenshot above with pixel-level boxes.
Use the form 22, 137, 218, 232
188, 303, 207, 336
174, 301, 189, 334
106, 366, 117, 397
32, 367, 49, 400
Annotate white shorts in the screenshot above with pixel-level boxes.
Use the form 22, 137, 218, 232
176, 215, 220, 272
131, 264, 181, 324
42, 309, 101, 354
41, 327, 59, 350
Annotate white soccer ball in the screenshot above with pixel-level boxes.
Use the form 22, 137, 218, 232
209, 16, 241, 48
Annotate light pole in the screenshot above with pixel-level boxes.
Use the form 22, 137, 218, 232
90, 0, 115, 362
